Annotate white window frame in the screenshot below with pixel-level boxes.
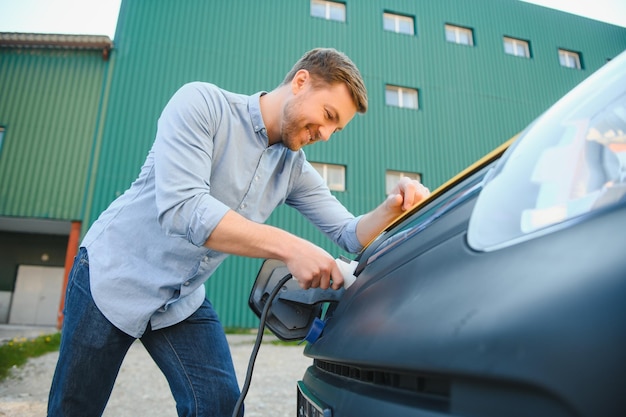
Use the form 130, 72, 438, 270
310, 0, 346, 22
385, 85, 419, 110
445, 24, 473, 46
383, 12, 415, 35
558, 49, 581, 69
310, 162, 346, 191
386, 170, 422, 195
503, 37, 530, 58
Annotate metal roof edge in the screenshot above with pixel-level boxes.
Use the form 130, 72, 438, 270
0, 32, 113, 60
0, 32, 113, 50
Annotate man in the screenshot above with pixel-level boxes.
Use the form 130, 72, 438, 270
47, 48, 430, 417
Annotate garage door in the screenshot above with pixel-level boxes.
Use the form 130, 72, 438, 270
9, 265, 64, 326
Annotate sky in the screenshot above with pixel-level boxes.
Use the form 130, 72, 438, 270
0, 0, 624, 40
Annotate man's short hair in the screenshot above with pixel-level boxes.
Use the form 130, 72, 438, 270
283, 48, 368, 113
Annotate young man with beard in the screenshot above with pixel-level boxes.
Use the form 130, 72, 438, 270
47, 48, 430, 417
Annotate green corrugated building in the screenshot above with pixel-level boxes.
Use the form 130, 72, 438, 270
1, 0, 625, 328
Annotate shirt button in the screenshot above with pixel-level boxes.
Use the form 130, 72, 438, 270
183, 281, 190, 286
241, 203, 246, 209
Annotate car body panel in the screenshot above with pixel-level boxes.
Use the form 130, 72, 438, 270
305, 184, 625, 416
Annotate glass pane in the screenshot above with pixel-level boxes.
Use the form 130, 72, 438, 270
327, 166, 345, 191
504, 40, 514, 55
386, 173, 401, 194
383, 14, 395, 31
398, 17, 414, 35
328, 2, 346, 21
310, 0, 326, 18
446, 25, 472, 45
458, 30, 470, 45
386, 87, 400, 107
403, 90, 419, 109
445, 27, 456, 42
560, 51, 580, 69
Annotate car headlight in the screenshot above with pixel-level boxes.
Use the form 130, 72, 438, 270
468, 51, 626, 252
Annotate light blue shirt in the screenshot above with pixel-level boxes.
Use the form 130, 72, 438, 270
82, 82, 363, 337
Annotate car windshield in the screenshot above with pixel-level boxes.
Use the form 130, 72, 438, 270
468, 51, 626, 251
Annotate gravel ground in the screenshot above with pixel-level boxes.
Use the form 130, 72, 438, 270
0, 332, 312, 417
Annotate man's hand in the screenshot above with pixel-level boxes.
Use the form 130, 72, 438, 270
385, 176, 430, 213
356, 177, 430, 246
283, 240, 344, 290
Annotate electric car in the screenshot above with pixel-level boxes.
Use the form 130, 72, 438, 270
251, 51, 626, 417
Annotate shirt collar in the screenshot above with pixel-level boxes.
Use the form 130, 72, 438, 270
248, 91, 267, 134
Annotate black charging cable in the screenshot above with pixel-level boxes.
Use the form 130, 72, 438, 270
231, 273, 294, 417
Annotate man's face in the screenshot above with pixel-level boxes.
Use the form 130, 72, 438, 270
280, 77, 357, 151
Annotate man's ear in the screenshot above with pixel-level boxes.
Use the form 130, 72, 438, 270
291, 69, 309, 94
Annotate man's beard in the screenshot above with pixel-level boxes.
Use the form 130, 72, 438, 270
280, 99, 308, 151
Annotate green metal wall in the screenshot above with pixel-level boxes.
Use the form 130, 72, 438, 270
0, 47, 110, 220
89, 0, 626, 327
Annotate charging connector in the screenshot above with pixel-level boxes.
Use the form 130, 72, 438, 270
336, 255, 359, 288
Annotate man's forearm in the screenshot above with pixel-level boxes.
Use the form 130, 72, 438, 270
355, 202, 400, 246
203, 210, 295, 261
204, 209, 345, 289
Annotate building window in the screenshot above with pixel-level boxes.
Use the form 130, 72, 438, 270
311, 0, 346, 22
445, 24, 473, 46
0, 126, 4, 155
311, 162, 346, 191
559, 49, 582, 69
385, 85, 419, 110
503, 37, 531, 58
383, 12, 415, 35
386, 170, 422, 195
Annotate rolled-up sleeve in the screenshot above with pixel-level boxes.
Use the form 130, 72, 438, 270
286, 161, 364, 254
153, 82, 230, 246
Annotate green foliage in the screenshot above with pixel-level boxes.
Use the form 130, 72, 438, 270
270, 339, 302, 347
0, 332, 61, 381
223, 327, 255, 335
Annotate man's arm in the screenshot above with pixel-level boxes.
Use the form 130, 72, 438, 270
204, 210, 345, 290
356, 177, 430, 245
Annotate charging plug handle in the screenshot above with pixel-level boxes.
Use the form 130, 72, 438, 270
277, 287, 345, 305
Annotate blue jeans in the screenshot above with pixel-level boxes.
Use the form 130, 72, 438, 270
47, 248, 242, 417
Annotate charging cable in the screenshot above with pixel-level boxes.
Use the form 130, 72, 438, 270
231, 273, 294, 417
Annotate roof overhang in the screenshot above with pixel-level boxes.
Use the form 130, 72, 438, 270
0, 32, 113, 60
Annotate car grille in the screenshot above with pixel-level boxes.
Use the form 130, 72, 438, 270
314, 359, 450, 402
